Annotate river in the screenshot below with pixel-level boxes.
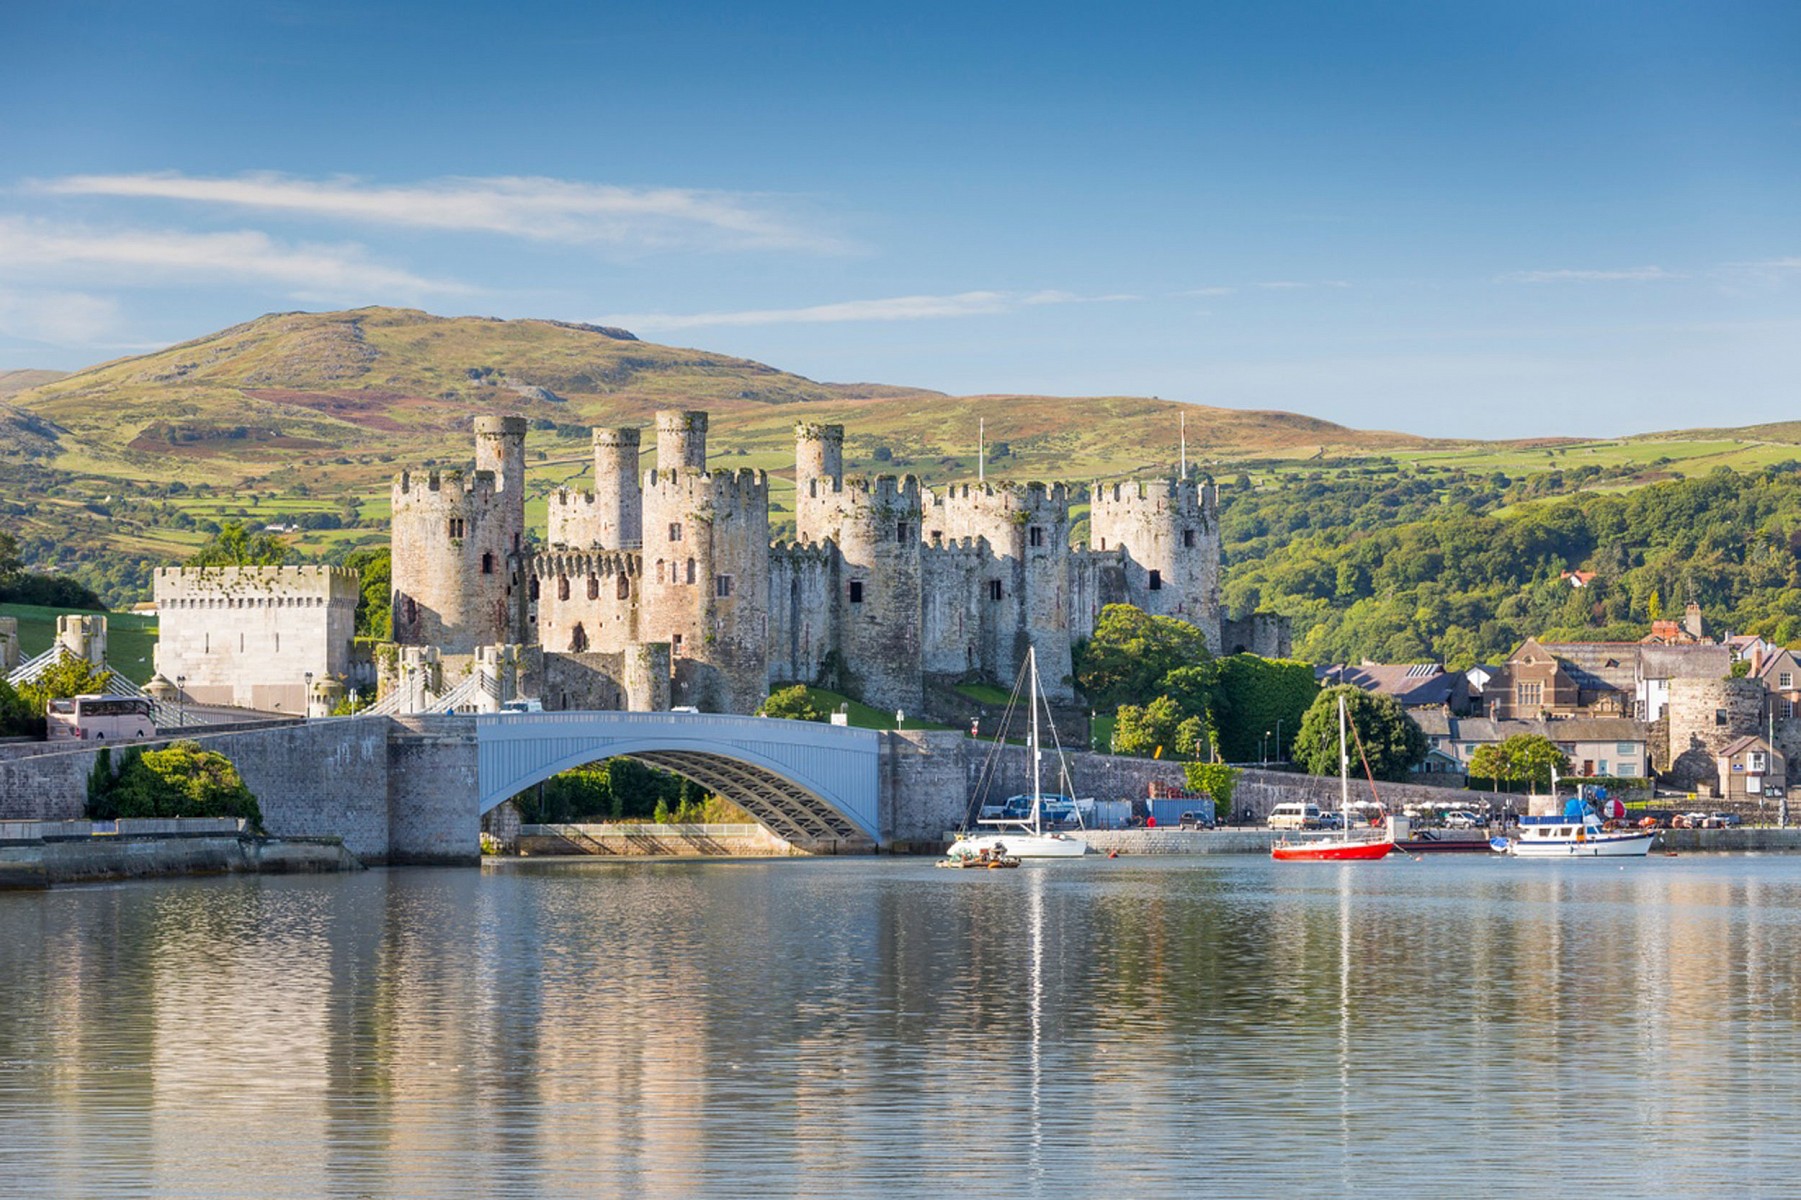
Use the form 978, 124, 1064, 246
3, 854, 1799, 1198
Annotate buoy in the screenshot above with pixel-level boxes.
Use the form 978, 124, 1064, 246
1108, 849, 1119, 859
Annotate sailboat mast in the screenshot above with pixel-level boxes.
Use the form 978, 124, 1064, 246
1339, 693, 1350, 840
979, 418, 986, 484
1029, 646, 1042, 834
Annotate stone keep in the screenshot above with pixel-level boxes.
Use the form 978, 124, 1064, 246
153, 565, 360, 713
390, 415, 527, 653
549, 425, 642, 551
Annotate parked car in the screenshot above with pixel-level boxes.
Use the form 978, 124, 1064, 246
1317, 812, 1345, 830
1178, 810, 1215, 830
1442, 810, 1484, 829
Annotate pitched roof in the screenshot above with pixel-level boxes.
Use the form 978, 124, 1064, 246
1319, 662, 1462, 708
1529, 642, 1640, 693
1719, 734, 1776, 758
1448, 715, 1648, 745
1637, 644, 1731, 681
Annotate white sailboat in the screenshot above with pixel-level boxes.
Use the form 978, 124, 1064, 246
948, 647, 1089, 860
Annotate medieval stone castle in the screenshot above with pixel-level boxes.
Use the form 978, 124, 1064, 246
377, 411, 1279, 716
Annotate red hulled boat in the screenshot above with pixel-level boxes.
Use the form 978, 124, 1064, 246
1271, 694, 1394, 863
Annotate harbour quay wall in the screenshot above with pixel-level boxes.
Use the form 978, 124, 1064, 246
516, 822, 801, 857
0, 834, 361, 890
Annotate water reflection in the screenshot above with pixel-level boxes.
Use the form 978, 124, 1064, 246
4, 857, 1801, 1197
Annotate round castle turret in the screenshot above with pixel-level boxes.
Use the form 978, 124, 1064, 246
640, 421, 770, 712
548, 426, 643, 550
1088, 477, 1221, 652
391, 416, 527, 653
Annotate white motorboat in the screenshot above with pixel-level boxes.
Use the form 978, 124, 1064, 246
1491, 801, 1655, 858
950, 646, 1090, 861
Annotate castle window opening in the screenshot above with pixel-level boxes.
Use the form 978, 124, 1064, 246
716, 574, 734, 599
570, 623, 589, 653
1183, 529, 1196, 548
686, 558, 696, 585
1098, 538, 1107, 550
448, 518, 465, 540
849, 581, 864, 604
656, 560, 665, 583
204, 632, 210, 654
1148, 569, 1162, 591
988, 579, 1003, 602
897, 522, 911, 544
528, 577, 540, 601
673, 633, 683, 655
587, 575, 599, 600
1716, 709, 1728, 726
513, 532, 520, 551
481, 551, 495, 575
1029, 526, 1043, 548
557, 575, 570, 601
669, 522, 683, 542
617, 574, 630, 600
405, 597, 419, 624
931, 529, 942, 545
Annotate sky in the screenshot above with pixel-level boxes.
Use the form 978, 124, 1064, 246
1, 0, 1798, 438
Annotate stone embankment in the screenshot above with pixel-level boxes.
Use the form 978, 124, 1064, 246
0, 819, 361, 889
514, 822, 803, 857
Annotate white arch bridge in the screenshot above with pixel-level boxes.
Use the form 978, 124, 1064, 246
475, 712, 883, 849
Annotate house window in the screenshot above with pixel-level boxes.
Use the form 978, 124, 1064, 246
897, 522, 911, 544
448, 517, 465, 539
1148, 569, 1162, 591
1029, 526, 1044, 548
1619, 762, 1636, 776
686, 558, 696, 585
1785, 700, 1796, 719
1782, 672, 1794, 689
989, 579, 1003, 602
716, 574, 734, 598
1517, 683, 1542, 708
849, 581, 864, 604
587, 575, 600, 600
1617, 742, 1636, 756
557, 576, 570, 601
1751, 752, 1769, 773
481, 551, 494, 575
668, 522, 683, 542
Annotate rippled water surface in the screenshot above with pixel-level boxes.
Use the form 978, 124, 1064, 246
5, 855, 1801, 1197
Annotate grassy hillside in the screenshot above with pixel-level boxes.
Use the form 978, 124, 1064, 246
0, 369, 66, 399
5, 304, 1798, 611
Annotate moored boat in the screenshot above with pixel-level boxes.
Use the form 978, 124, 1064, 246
1491, 807, 1656, 858
952, 646, 1091, 860
1272, 695, 1393, 863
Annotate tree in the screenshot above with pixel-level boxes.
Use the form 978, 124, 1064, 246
1469, 734, 1569, 791
88, 742, 262, 825
186, 520, 293, 568
0, 530, 21, 584
1182, 761, 1239, 820
15, 654, 112, 716
1291, 685, 1427, 783
1073, 604, 1211, 708
0, 678, 34, 736
758, 685, 825, 722
1112, 695, 1190, 757
343, 546, 392, 639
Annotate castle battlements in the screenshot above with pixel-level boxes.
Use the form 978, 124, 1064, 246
1090, 476, 1216, 516
155, 564, 361, 605
531, 549, 642, 580
642, 465, 770, 508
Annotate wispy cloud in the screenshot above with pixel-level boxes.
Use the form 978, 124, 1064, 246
1498, 266, 1681, 284
0, 288, 123, 346
1254, 279, 1351, 290
34, 171, 847, 254
602, 289, 1134, 331
0, 217, 465, 297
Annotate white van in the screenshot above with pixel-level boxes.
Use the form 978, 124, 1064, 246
1268, 803, 1323, 830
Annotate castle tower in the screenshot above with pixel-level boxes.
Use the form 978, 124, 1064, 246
592, 426, 643, 548
656, 410, 709, 474
1087, 477, 1221, 653
922, 481, 1074, 700
639, 415, 770, 712
390, 417, 528, 653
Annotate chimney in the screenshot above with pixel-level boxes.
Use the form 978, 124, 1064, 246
1683, 601, 1704, 641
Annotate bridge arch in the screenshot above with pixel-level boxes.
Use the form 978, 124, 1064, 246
474, 712, 881, 849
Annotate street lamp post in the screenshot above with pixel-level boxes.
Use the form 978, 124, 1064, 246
304, 671, 314, 719
1262, 730, 1271, 767
1274, 718, 1283, 764
176, 674, 186, 726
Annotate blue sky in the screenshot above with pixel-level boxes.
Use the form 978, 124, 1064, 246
2, 1, 1797, 437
